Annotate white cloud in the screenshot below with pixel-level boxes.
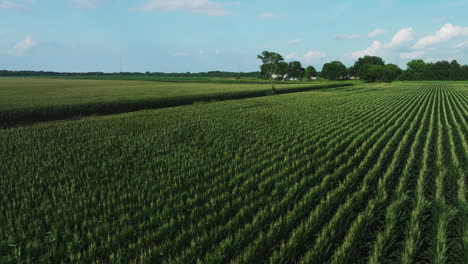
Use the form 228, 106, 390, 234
9, 35, 36, 55
454, 39, 468, 49
301, 50, 326, 63
400, 51, 426, 59
0, 0, 28, 11
347, 28, 413, 59
413, 23, 468, 49
368, 29, 385, 37
348, 40, 383, 59
173, 52, 190, 57
284, 50, 325, 63
136, 0, 232, 16
384, 27, 414, 48
285, 52, 297, 60
260, 13, 280, 19
334, 34, 361, 40
287, 39, 303, 45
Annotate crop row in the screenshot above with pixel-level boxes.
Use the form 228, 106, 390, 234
0, 78, 352, 126
0, 82, 466, 263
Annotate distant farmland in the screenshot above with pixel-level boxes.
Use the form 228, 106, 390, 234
0, 81, 467, 263
0, 77, 349, 126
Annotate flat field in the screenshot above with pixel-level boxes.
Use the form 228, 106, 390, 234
0, 82, 467, 263
33, 75, 275, 83
0, 77, 348, 125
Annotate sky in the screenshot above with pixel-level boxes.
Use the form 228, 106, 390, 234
1, 0, 468, 72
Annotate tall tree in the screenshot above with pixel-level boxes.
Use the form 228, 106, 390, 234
321, 61, 347, 80
352, 55, 385, 76
449, 60, 463, 80
304, 65, 318, 79
399, 59, 427, 80
407, 59, 427, 73
381, 64, 402, 82
359, 63, 402, 82
287, 61, 305, 80
257, 51, 286, 90
278, 62, 289, 81
430, 61, 451, 80
347, 66, 355, 77
359, 64, 384, 82
461, 65, 468, 80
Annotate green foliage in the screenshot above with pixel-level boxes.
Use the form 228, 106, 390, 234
277, 62, 289, 78
347, 66, 355, 76
287, 61, 305, 80
357, 59, 402, 83
0, 78, 349, 126
407, 59, 427, 73
381, 64, 403, 82
321, 61, 347, 80
352, 55, 385, 76
360, 64, 402, 83
360, 64, 384, 82
0, 82, 466, 263
399, 59, 468, 81
257, 51, 286, 89
304, 65, 318, 79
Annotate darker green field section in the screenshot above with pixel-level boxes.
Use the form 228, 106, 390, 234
33, 75, 273, 84
0, 78, 352, 126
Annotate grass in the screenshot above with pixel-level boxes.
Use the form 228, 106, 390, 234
0, 77, 351, 125
0, 81, 466, 263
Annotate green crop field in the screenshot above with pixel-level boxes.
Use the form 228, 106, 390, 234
0, 81, 467, 263
34, 75, 274, 84
0, 77, 349, 126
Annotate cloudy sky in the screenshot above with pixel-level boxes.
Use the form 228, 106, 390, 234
1, 0, 468, 72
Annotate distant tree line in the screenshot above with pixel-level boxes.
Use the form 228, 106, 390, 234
307, 56, 403, 83
257, 51, 468, 83
398, 59, 468, 81
346, 56, 468, 82
256, 53, 404, 83
3, 54, 468, 83
0, 70, 261, 78
347, 56, 403, 82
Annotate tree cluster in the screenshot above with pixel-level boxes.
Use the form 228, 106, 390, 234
258, 51, 314, 90
258, 51, 468, 83
3, 52, 468, 85
258, 52, 309, 81
398, 59, 468, 81
318, 56, 468, 82
321, 61, 347, 80
349, 56, 402, 83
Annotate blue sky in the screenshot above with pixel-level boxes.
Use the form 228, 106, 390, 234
1, 0, 468, 72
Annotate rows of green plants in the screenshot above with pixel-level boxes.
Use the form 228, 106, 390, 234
0, 82, 466, 263
0, 77, 351, 126
34, 75, 274, 84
